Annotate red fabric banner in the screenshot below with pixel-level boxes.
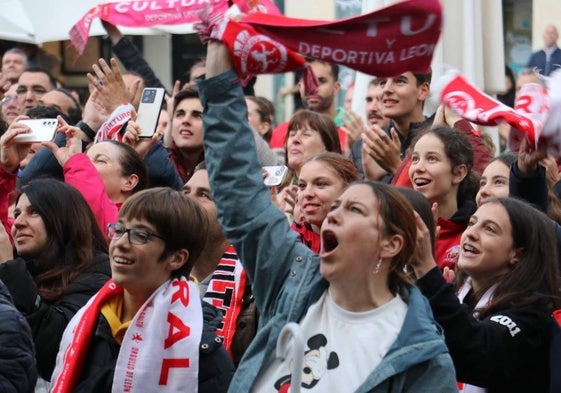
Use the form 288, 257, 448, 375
441, 74, 545, 149
238, 0, 442, 77
70, 0, 229, 55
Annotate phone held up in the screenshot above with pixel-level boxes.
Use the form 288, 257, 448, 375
136, 88, 165, 138
14, 119, 58, 143
263, 165, 289, 187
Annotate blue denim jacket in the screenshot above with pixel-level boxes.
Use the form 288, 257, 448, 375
199, 69, 457, 393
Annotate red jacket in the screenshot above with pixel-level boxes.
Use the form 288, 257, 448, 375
291, 220, 320, 253
63, 154, 119, 238
434, 201, 476, 270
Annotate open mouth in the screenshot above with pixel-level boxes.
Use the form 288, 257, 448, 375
413, 178, 431, 187
321, 230, 339, 253
462, 243, 480, 255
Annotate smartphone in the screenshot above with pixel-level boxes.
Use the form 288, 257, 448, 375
14, 119, 58, 143
263, 165, 289, 187
136, 87, 165, 138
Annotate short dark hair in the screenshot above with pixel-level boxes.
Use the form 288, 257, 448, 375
413, 68, 432, 86
306, 58, 339, 82
53, 88, 82, 125
118, 188, 208, 278
26, 105, 70, 124
21, 67, 57, 89
173, 86, 200, 110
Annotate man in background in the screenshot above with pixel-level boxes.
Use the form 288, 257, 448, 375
527, 25, 561, 76
1, 48, 27, 84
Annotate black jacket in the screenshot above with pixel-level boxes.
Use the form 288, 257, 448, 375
0, 252, 111, 380
418, 267, 553, 393
72, 301, 234, 392
0, 279, 37, 393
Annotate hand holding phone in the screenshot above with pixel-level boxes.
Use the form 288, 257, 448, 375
263, 165, 289, 187
136, 88, 165, 138
13, 119, 58, 143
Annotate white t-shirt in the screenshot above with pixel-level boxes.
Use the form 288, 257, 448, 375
252, 289, 408, 392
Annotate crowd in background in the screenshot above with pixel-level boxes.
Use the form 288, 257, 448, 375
0, 14, 560, 393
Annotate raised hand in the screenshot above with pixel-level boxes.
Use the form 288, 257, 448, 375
0, 116, 33, 172
43, 116, 82, 167
409, 212, 437, 279
122, 119, 161, 158
517, 136, 547, 174
87, 58, 139, 113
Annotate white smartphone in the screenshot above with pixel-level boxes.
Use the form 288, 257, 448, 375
136, 87, 165, 138
263, 165, 289, 187
14, 119, 58, 143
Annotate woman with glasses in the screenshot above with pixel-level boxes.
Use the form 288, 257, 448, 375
51, 187, 234, 393
0, 178, 110, 382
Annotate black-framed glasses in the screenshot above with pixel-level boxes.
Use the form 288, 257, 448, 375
107, 223, 165, 245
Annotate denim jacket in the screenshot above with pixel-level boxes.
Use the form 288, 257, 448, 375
199, 69, 457, 393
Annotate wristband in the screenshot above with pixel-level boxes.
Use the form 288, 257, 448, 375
76, 120, 97, 141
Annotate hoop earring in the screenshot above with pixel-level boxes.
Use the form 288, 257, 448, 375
374, 258, 382, 274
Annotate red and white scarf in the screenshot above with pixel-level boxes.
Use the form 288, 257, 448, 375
70, 0, 279, 55
202, 244, 247, 356
198, 0, 442, 84
51, 278, 202, 393
94, 103, 134, 143
456, 278, 497, 393
440, 73, 556, 153
237, 0, 442, 77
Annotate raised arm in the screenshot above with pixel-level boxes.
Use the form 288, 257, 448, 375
103, 21, 167, 90
198, 42, 311, 315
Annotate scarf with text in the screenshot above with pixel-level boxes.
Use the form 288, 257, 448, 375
69, 0, 279, 55
94, 103, 134, 143
51, 278, 202, 393
198, 0, 441, 89
202, 244, 247, 356
236, 0, 442, 77
440, 73, 554, 152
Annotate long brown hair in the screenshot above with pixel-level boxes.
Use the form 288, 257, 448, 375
469, 198, 561, 318
19, 179, 107, 302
